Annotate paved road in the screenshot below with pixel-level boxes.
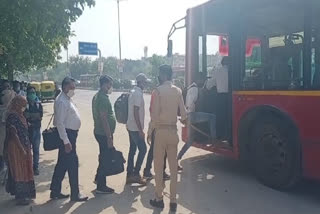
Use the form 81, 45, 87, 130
1, 89, 320, 214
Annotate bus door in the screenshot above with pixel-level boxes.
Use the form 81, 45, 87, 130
189, 34, 232, 145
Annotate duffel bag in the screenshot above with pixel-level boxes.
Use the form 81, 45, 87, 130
101, 149, 126, 176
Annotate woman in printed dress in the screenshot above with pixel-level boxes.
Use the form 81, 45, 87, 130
4, 95, 36, 205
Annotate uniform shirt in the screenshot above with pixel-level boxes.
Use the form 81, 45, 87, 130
92, 90, 116, 136
126, 86, 145, 131
148, 81, 187, 136
53, 92, 81, 145
185, 82, 198, 113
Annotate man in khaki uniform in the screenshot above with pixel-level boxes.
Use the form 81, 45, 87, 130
148, 65, 187, 212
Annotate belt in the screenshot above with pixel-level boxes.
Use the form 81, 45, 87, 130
66, 129, 79, 133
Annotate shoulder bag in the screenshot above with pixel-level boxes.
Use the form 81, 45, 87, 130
42, 114, 63, 151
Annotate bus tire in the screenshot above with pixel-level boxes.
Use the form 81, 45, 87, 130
251, 116, 301, 190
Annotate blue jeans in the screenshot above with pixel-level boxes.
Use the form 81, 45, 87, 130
177, 112, 216, 160
29, 127, 41, 170
127, 131, 147, 176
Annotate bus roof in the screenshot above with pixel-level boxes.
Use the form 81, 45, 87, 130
191, 0, 320, 37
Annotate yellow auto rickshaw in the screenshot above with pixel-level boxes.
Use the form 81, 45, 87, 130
41, 81, 56, 102
29, 82, 41, 98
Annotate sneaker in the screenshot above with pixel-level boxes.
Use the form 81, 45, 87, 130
50, 192, 70, 200
70, 193, 88, 202
133, 175, 147, 185
150, 199, 164, 209
96, 186, 115, 194
170, 203, 177, 212
143, 171, 154, 180
177, 165, 183, 172
127, 175, 147, 185
163, 172, 170, 181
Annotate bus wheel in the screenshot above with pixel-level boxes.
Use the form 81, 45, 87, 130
251, 117, 301, 190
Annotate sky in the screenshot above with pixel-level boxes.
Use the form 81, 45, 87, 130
60, 0, 209, 61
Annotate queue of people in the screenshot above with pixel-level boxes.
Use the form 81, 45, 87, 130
0, 63, 218, 211
0, 79, 44, 205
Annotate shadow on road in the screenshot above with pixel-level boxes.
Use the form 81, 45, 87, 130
177, 154, 320, 214
2, 150, 320, 214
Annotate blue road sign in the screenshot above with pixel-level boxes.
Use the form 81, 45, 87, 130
78, 42, 98, 55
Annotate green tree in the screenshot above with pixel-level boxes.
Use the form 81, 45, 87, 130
69, 56, 92, 79
103, 57, 119, 78
0, 0, 95, 80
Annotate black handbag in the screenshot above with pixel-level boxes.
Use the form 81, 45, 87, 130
42, 114, 63, 151
101, 149, 125, 176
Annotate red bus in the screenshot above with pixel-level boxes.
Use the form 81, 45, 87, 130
168, 0, 320, 189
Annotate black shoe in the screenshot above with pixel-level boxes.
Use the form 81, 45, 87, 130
143, 171, 154, 180
150, 199, 164, 209
34, 168, 39, 176
50, 192, 70, 200
71, 194, 88, 202
96, 186, 115, 194
163, 172, 170, 181
170, 203, 177, 212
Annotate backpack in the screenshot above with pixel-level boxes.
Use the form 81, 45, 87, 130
114, 93, 130, 124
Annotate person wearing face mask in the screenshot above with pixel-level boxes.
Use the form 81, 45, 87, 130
4, 95, 36, 205
50, 77, 88, 202
25, 86, 43, 176
125, 73, 149, 185
92, 75, 116, 194
12, 81, 26, 97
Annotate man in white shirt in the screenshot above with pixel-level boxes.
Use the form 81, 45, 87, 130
126, 73, 149, 185
177, 74, 217, 160
50, 77, 88, 202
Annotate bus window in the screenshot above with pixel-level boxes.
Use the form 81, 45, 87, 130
242, 33, 306, 90
265, 33, 304, 90
206, 35, 220, 77
243, 40, 262, 90
198, 36, 203, 73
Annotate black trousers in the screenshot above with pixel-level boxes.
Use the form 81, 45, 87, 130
50, 129, 79, 198
94, 134, 113, 189
144, 130, 167, 174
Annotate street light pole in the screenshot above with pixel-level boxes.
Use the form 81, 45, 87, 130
117, 0, 122, 63
117, 0, 125, 81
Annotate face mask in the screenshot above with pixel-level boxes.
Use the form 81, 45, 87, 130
107, 87, 113, 95
27, 93, 37, 101
14, 87, 20, 92
67, 90, 75, 98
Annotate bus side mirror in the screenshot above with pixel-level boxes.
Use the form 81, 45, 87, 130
167, 40, 173, 57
